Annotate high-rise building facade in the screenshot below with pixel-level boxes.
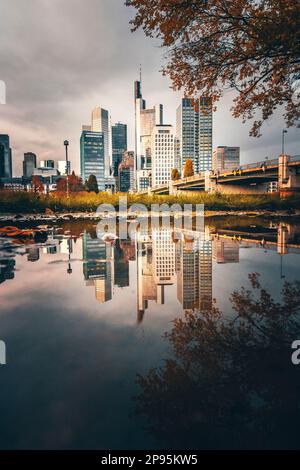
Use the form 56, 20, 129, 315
80, 130, 105, 191
151, 125, 175, 187
176, 97, 212, 174
57, 160, 71, 175
0, 134, 12, 178
198, 97, 213, 172
119, 151, 134, 192
91, 107, 110, 176
212, 146, 240, 173
134, 80, 163, 188
112, 122, 127, 176
23, 152, 37, 178
40, 160, 55, 169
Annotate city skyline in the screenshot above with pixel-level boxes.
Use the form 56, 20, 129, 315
0, 0, 299, 179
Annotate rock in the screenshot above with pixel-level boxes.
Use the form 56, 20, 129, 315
45, 208, 55, 215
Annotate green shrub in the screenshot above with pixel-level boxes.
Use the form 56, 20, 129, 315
0, 190, 299, 213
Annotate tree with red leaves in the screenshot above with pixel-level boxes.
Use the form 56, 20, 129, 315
127, 0, 300, 136
31, 175, 44, 193
57, 171, 85, 193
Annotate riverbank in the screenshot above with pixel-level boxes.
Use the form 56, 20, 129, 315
1, 209, 300, 225
1, 190, 300, 214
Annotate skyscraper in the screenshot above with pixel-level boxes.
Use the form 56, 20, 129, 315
91, 107, 110, 176
212, 146, 240, 173
0, 134, 12, 178
151, 125, 175, 187
80, 129, 105, 191
57, 160, 71, 175
119, 151, 134, 192
198, 97, 213, 172
134, 79, 163, 189
112, 122, 127, 176
176, 97, 212, 174
23, 152, 37, 178
40, 160, 55, 169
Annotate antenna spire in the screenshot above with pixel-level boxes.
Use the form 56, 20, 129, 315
139, 64, 142, 88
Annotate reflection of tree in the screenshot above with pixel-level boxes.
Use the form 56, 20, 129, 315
135, 274, 300, 449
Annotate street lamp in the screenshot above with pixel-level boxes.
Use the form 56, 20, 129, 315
64, 140, 70, 198
282, 129, 287, 155
67, 238, 73, 274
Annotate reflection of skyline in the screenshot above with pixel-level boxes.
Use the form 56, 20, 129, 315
176, 235, 213, 312
1, 222, 300, 319
212, 238, 239, 264
82, 231, 114, 304
0, 258, 15, 284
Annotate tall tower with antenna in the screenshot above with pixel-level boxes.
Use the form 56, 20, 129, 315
134, 66, 164, 190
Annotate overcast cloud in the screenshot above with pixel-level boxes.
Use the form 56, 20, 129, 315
0, 0, 299, 176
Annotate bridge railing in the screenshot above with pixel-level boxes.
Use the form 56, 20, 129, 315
289, 155, 300, 162
240, 158, 279, 170
151, 183, 168, 191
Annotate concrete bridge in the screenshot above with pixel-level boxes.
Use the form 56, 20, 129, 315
144, 154, 300, 195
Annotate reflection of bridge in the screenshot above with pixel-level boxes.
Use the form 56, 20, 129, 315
145, 154, 300, 195
210, 223, 300, 255
175, 222, 300, 255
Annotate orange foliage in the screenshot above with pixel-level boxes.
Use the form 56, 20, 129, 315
127, 0, 300, 136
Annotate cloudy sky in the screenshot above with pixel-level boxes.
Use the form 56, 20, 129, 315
0, 0, 299, 176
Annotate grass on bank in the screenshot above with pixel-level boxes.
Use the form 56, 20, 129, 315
0, 190, 299, 214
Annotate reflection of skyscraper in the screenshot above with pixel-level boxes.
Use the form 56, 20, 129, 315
82, 232, 114, 303
177, 233, 212, 312
198, 238, 213, 311
152, 227, 176, 305
114, 240, 130, 288
212, 238, 239, 263
0, 258, 15, 284
27, 246, 40, 262
136, 229, 157, 321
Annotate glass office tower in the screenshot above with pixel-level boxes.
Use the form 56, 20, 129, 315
80, 130, 105, 191
0, 134, 12, 178
176, 97, 212, 174
23, 152, 37, 177
112, 122, 127, 176
91, 107, 110, 177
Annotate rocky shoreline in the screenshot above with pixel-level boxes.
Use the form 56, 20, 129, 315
0, 209, 300, 224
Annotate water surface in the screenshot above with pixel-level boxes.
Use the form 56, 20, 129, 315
0, 217, 300, 449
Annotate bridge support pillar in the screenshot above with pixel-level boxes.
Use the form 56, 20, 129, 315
207, 180, 266, 194
278, 154, 300, 196
169, 180, 178, 195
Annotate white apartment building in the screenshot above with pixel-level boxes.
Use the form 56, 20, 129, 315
151, 125, 175, 187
